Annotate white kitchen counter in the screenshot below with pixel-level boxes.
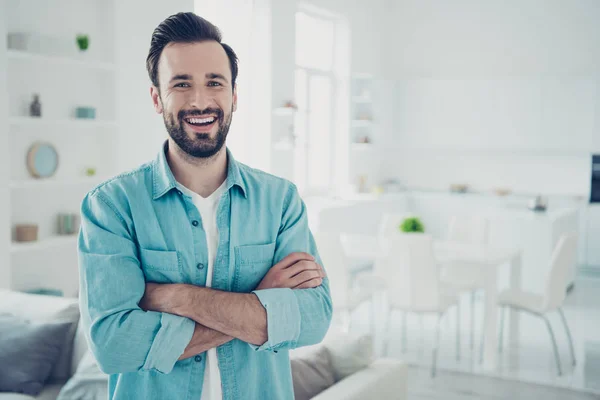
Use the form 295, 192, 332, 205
311, 190, 584, 294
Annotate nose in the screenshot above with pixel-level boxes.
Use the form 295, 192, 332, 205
189, 86, 215, 111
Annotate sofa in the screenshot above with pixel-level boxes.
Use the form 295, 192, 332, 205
0, 290, 407, 399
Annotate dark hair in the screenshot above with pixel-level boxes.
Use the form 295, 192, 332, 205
146, 12, 238, 91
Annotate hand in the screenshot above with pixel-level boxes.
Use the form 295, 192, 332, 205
256, 252, 326, 291
139, 282, 181, 313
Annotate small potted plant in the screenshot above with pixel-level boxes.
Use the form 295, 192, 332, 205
76, 34, 89, 51
399, 217, 425, 233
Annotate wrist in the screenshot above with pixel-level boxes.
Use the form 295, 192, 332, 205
170, 284, 194, 318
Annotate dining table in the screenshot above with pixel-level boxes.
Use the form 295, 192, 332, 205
341, 234, 523, 370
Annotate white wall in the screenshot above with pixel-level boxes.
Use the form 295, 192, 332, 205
114, 0, 195, 172
0, 0, 10, 288
381, 0, 600, 197
196, 0, 273, 172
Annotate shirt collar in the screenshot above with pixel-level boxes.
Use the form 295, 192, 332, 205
152, 140, 247, 200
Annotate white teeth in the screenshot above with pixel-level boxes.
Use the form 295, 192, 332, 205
187, 117, 215, 124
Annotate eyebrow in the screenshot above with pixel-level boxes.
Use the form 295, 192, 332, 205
206, 73, 229, 83
169, 74, 193, 83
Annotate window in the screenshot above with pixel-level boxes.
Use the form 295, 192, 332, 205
294, 7, 349, 195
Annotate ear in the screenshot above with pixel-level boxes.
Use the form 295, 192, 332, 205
150, 86, 163, 114
232, 85, 238, 112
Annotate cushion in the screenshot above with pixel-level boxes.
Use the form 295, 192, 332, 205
0, 290, 80, 381
291, 347, 336, 400
57, 351, 108, 400
323, 334, 373, 381
0, 315, 71, 396
70, 321, 89, 377
0, 383, 63, 400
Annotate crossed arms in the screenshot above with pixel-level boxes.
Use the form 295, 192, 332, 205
139, 252, 326, 360
78, 186, 332, 374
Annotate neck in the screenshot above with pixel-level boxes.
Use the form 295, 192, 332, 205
166, 139, 228, 197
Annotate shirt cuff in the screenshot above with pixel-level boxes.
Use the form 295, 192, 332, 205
142, 312, 195, 374
250, 288, 301, 352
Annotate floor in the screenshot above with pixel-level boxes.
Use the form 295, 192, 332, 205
407, 366, 600, 400
340, 271, 600, 398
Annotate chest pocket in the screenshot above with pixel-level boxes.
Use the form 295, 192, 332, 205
139, 248, 182, 283
233, 242, 276, 293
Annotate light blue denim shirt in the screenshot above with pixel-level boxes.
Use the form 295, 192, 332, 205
77, 142, 332, 400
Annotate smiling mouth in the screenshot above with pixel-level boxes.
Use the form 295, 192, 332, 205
184, 116, 217, 126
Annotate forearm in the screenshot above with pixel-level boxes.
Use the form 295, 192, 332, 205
179, 323, 234, 360
85, 308, 194, 375
171, 285, 268, 346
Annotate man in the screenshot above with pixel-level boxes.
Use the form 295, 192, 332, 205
78, 12, 332, 400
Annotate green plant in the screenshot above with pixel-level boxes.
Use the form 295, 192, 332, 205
76, 34, 89, 51
399, 217, 425, 233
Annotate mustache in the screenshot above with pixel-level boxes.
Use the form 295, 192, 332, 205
178, 108, 223, 121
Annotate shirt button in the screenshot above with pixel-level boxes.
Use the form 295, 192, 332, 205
192, 220, 199, 227
196, 263, 205, 270
194, 355, 202, 362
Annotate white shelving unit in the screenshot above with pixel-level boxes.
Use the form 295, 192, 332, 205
9, 175, 111, 190
10, 234, 77, 254
349, 74, 377, 193
9, 116, 118, 128
2, 0, 118, 297
7, 49, 116, 72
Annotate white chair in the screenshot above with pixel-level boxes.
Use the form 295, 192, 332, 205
439, 215, 490, 351
377, 213, 415, 242
378, 233, 460, 377
488, 232, 578, 376
315, 232, 376, 334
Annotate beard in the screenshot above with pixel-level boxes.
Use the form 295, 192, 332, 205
163, 106, 232, 159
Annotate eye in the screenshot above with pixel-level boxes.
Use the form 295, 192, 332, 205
208, 81, 222, 87
174, 82, 190, 88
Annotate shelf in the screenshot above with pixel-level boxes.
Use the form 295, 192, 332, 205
11, 235, 77, 254
381, 145, 591, 157
351, 143, 375, 150
7, 49, 116, 72
351, 120, 373, 127
352, 96, 372, 103
10, 176, 109, 190
352, 73, 373, 80
272, 141, 294, 150
272, 107, 297, 116
10, 117, 117, 128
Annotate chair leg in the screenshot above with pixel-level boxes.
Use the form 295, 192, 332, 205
382, 308, 393, 357
370, 296, 376, 341
402, 311, 408, 353
456, 303, 461, 361
542, 315, 563, 376
431, 313, 443, 378
479, 309, 486, 364
498, 306, 505, 353
557, 308, 577, 367
470, 291, 476, 351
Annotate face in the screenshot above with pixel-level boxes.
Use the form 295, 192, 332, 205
151, 41, 237, 159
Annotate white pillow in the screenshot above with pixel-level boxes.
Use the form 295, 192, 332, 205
57, 351, 107, 400
322, 333, 373, 381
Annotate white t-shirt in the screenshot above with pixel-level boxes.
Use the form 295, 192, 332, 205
176, 180, 227, 400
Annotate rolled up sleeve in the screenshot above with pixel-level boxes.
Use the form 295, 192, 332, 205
79, 190, 194, 375
250, 184, 333, 352
142, 313, 195, 373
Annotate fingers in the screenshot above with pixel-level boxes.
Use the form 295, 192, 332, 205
285, 260, 323, 279
290, 270, 323, 288
294, 277, 323, 289
274, 252, 315, 270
